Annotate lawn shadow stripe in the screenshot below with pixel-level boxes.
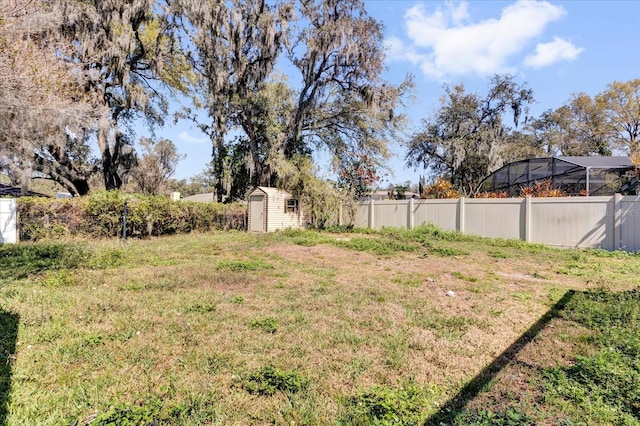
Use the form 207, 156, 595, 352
0, 309, 19, 425
426, 290, 575, 425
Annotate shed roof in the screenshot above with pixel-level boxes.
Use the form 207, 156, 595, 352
249, 186, 292, 197
0, 184, 49, 197
558, 156, 634, 169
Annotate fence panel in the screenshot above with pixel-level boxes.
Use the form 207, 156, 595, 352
0, 199, 17, 244
373, 201, 410, 229
413, 200, 458, 231
620, 195, 640, 251
465, 199, 524, 240
353, 196, 640, 251
531, 196, 614, 249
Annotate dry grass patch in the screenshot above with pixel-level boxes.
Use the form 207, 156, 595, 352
0, 230, 638, 424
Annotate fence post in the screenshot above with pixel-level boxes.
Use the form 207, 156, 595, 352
614, 193, 622, 250
408, 198, 414, 229
457, 197, 465, 233
368, 198, 375, 229
338, 204, 343, 227
524, 196, 532, 242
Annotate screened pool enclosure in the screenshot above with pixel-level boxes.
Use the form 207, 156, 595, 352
478, 157, 638, 196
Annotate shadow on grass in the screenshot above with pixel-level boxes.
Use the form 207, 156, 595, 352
426, 290, 575, 425
0, 310, 18, 425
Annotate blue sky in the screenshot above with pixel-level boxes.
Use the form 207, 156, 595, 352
158, 0, 640, 187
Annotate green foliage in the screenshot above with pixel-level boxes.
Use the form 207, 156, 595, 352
91, 398, 204, 425
488, 250, 509, 259
541, 287, 640, 423
277, 228, 335, 246
428, 246, 469, 257
249, 317, 279, 334
451, 271, 478, 282
17, 191, 247, 241
215, 259, 273, 272
449, 408, 534, 425
336, 237, 421, 255
185, 303, 216, 314
0, 243, 87, 280
243, 365, 306, 396
341, 381, 438, 425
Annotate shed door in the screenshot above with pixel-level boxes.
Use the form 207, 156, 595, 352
249, 195, 266, 232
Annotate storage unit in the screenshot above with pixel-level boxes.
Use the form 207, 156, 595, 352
247, 187, 303, 232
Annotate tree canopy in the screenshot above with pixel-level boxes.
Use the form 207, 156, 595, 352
406, 75, 640, 195
1, 0, 637, 201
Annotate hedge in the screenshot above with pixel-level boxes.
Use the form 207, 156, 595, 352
17, 191, 247, 241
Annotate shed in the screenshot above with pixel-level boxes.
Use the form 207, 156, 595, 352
248, 187, 303, 232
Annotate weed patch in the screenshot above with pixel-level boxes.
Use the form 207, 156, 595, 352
249, 317, 279, 333
215, 259, 274, 271
185, 303, 216, 313
341, 381, 440, 425
243, 365, 307, 396
452, 271, 478, 282
0, 243, 87, 280
446, 408, 534, 425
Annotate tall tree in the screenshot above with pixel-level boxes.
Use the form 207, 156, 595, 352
405, 74, 534, 195
531, 93, 610, 156
0, 0, 101, 195
597, 79, 640, 155
55, 0, 191, 190
130, 137, 184, 195
172, 0, 411, 201
171, 0, 290, 200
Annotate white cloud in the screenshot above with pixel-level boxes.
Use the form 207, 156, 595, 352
524, 37, 583, 68
389, 0, 575, 79
177, 131, 207, 145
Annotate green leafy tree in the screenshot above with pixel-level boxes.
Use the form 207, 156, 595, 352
532, 94, 611, 156
406, 74, 534, 195
130, 138, 184, 195
172, 0, 411, 201
597, 79, 640, 155
55, 0, 192, 190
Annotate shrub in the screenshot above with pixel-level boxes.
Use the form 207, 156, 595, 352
519, 179, 566, 197
17, 191, 247, 241
421, 178, 460, 199
342, 381, 438, 425
243, 365, 306, 395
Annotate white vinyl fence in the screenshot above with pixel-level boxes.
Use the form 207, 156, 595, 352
350, 195, 640, 251
0, 199, 17, 244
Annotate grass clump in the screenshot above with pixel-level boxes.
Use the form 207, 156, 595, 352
341, 381, 439, 425
451, 272, 478, 282
185, 303, 216, 314
89, 397, 219, 425
0, 243, 88, 280
215, 259, 273, 272
335, 237, 420, 255
446, 408, 534, 425
243, 365, 307, 396
249, 317, 279, 333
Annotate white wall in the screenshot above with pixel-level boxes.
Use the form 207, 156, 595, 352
352, 196, 640, 251
265, 192, 302, 232
0, 199, 17, 244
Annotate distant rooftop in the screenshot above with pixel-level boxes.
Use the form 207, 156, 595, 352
0, 184, 49, 198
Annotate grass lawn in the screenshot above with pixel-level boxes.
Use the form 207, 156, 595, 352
0, 226, 638, 425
